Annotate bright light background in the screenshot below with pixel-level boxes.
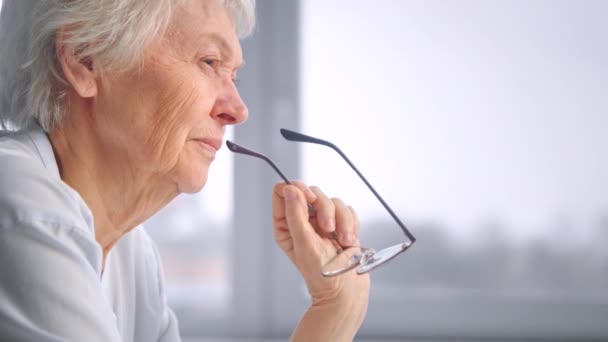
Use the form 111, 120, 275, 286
301, 0, 608, 244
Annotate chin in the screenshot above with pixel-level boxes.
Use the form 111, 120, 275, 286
177, 170, 209, 194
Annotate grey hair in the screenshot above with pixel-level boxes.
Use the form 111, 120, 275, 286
0, 0, 256, 131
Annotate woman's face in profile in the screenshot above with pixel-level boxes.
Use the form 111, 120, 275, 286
92, 0, 248, 194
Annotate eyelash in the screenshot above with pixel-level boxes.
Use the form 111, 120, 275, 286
203, 58, 220, 68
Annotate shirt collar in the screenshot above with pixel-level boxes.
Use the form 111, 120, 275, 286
26, 121, 61, 179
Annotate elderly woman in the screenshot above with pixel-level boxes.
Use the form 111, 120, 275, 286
0, 0, 369, 341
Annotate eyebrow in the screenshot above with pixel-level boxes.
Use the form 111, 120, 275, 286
200, 32, 245, 69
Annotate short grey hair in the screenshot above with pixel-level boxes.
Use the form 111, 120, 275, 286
0, 0, 255, 131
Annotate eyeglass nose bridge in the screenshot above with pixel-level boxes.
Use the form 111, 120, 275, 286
355, 241, 413, 275
359, 248, 377, 266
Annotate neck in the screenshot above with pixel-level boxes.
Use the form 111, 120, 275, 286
48, 107, 177, 263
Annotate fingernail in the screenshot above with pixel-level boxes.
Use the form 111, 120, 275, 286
344, 233, 356, 246
283, 187, 297, 200
325, 218, 336, 232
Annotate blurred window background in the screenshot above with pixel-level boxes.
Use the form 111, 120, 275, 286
296, 0, 608, 340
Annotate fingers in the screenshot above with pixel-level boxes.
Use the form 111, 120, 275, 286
273, 182, 361, 249
309, 186, 336, 233
310, 187, 360, 247
273, 183, 316, 247
289, 180, 318, 204
332, 198, 359, 247
348, 205, 360, 245
273, 182, 317, 223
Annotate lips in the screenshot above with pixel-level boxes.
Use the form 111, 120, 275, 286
193, 137, 222, 152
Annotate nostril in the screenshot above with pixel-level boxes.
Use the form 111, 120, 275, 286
217, 113, 236, 124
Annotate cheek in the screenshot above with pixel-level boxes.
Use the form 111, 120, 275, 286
141, 85, 198, 160
142, 80, 217, 176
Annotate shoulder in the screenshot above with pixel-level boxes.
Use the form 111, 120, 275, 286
0, 130, 100, 271
0, 130, 93, 232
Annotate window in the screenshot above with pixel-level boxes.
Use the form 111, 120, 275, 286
294, 0, 608, 339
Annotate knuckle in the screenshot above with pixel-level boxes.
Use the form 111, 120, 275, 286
309, 185, 322, 194
347, 205, 358, 217
324, 199, 336, 211
292, 180, 307, 188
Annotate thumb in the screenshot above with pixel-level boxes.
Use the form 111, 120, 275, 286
283, 185, 315, 247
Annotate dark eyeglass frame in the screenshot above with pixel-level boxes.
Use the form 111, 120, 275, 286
226, 128, 416, 275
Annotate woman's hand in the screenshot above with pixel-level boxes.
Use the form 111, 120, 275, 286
272, 182, 370, 340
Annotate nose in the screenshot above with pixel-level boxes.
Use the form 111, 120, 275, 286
211, 78, 249, 125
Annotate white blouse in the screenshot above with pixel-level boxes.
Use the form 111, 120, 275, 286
0, 124, 181, 341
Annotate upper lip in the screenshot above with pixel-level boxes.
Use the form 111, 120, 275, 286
193, 137, 222, 151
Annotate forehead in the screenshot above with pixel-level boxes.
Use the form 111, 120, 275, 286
166, 0, 242, 60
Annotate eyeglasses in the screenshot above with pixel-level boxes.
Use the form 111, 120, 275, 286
226, 128, 416, 276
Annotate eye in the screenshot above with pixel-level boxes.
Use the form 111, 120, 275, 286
202, 58, 221, 68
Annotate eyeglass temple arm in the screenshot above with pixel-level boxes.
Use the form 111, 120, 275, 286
226, 140, 321, 221
225, 141, 292, 185
280, 128, 416, 243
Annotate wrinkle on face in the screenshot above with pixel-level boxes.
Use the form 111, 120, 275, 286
145, 79, 201, 177
49, 0, 247, 263
95, 0, 241, 213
